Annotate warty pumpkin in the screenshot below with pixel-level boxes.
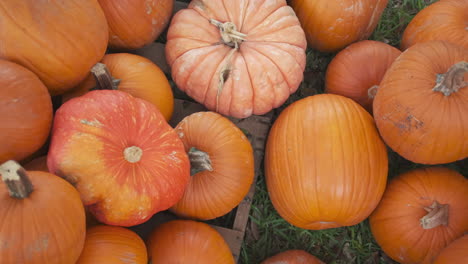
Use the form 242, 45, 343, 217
261, 249, 324, 264
433, 234, 468, 264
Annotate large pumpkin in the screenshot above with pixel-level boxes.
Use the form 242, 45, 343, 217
0, 160, 86, 263
369, 167, 468, 264
47, 90, 190, 226
373, 41, 468, 165
265, 94, 388, 230
290, 0, 388, 52
0, 60, 53, 164
0, 0, 108, 95
165, 0, 307, 118
433, 234, 468, 264
261, 250, 324, 264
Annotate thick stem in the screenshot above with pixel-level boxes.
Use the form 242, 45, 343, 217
209, 19, 246, 48
90, 63, 121, 91
188, 147, 213, 176
420, 201, 449, 229
432, 61, 468, 96
0, 160, 34, 199
367, 85, 379, 99
124, 146, 143, 163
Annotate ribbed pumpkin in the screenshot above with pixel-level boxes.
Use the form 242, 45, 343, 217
373, 41, 468, 165
261, 250, 324, 264
47, 90, 190, 226
325, 40, 401, 113
369, 167, 468, 264
146, 220, 235, 264
170, 111, 254, 220
265, 94, 388, 230
433, 235, 468, 264
290, 0, 388, 52
0, 0, 108, 95
166, 0, 307, 118
0, 60, 53, 164
0, 160, 86, 264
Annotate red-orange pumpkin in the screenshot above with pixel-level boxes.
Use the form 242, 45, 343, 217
265, 94, 388, 230
47, 90, 190, 226
290, 0, 389, 52
325, 40, 401, 113
0, 0, 108, 95
433, 234, 468, 264
166, 0, 307, 118
261, 250, 324, 264
369, 167, 468, 264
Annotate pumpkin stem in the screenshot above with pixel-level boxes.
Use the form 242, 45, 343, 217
90, 62, 121, 91
188, 147, 213, 175
0, 160, 34, 199
124, 146, 143, 163
367, 85, 379, 99
420, 201, 449, 229
432, 61, 468, 96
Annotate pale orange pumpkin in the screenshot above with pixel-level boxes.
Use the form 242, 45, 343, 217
433, 234, 468, 264
261, 250, 325, 264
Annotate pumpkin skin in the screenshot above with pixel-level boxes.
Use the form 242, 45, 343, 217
0, 0, 108, 95
0, 161, 86, 264
47, 90, 190, 226
98, 0, 173, 50
146, 220, 235, 264
265, 94, 388, 230
76, 225, 147, 264
325, 40, 401, 113
433, 234, 468, 264
166, 0, 307, 118
401, 0, 468, 50
261, 250, 324, 264
0, 60, 53, 164
171, 111, 254, 220
290, 0, 388, 52
369, 167, 468, 264
62, 53, 174, 121
373, 41, 468, 165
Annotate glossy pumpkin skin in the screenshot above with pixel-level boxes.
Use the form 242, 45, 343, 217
0, 0, 108, 95
166, 0, 307, 118
265, 94, 388, 230
76, 225, 147, 264
62, 53, 174, 121
171, 111, 254, 220
261, 250, 324, 264
147, 220, 235, 264
401, 0, 468, 50
47, 90, 190, 226
369, 167, 468, 264
290, 0, 388, 52
98, 0, 173, 50
433, 235, 468, 264
373, 41, 468, 165
0, 60, 53, 164
325, 40, 401, 113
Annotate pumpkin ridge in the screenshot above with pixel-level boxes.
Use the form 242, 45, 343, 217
241, 2, 283, 35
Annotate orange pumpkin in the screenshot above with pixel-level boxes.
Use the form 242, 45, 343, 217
261, 250, 324, 264
0, 0, 108, 95
433, 234, 468, 264
265, 94, 388, 230
171, 111, 254, 220
146, 220, 235, 264
0, 60, 53, 164
290, 0, 388, 52
165, 0, 307, 118
373, 41, 468, 165
47, 90, 190, 226
369, 167, 468, 264
325, 40, 401, 113
0, 160, 86, 263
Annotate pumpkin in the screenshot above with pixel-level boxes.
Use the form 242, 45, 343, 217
23, 156, 49, 172
373, 41, 468, 165
62, 53, 174, 121
325, 40, 401, 113
290, 0, 388, 52
146, 220, 235, 264
261, 250, 324, 264
369, 167, 468, 264
0, 60, 53, 164
0, 160, 86, 263
265, 94, 388, 230
433, 234, 468, 264
401, 0, 468, 50
76, 225, 147, 264
47, 90, 190, 226
165, 0, 307, 118
0, 0, 108, 95
170, 111, 254, 220
98, 0, 173, 50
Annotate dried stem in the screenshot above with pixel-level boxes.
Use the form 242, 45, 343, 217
188, 147, 213, 176
420, 201, 449, 229
0, 160, 34, 199
90, 63, 121, 91
433, 61, 467, 96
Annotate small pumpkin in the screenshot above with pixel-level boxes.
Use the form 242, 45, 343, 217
0, 160, 86, 264
325, 40, 401, 113
369, 167, 468, 264
433, 234, 468, 264
261, 250, 324, 264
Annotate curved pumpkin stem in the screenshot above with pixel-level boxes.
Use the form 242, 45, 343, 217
433, 61, 468, 96
0, 160, 34, 199
420, 201, 449, 229
90, 62, 121, 91
188, 147, 213, 176
367, 85, 379, 99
